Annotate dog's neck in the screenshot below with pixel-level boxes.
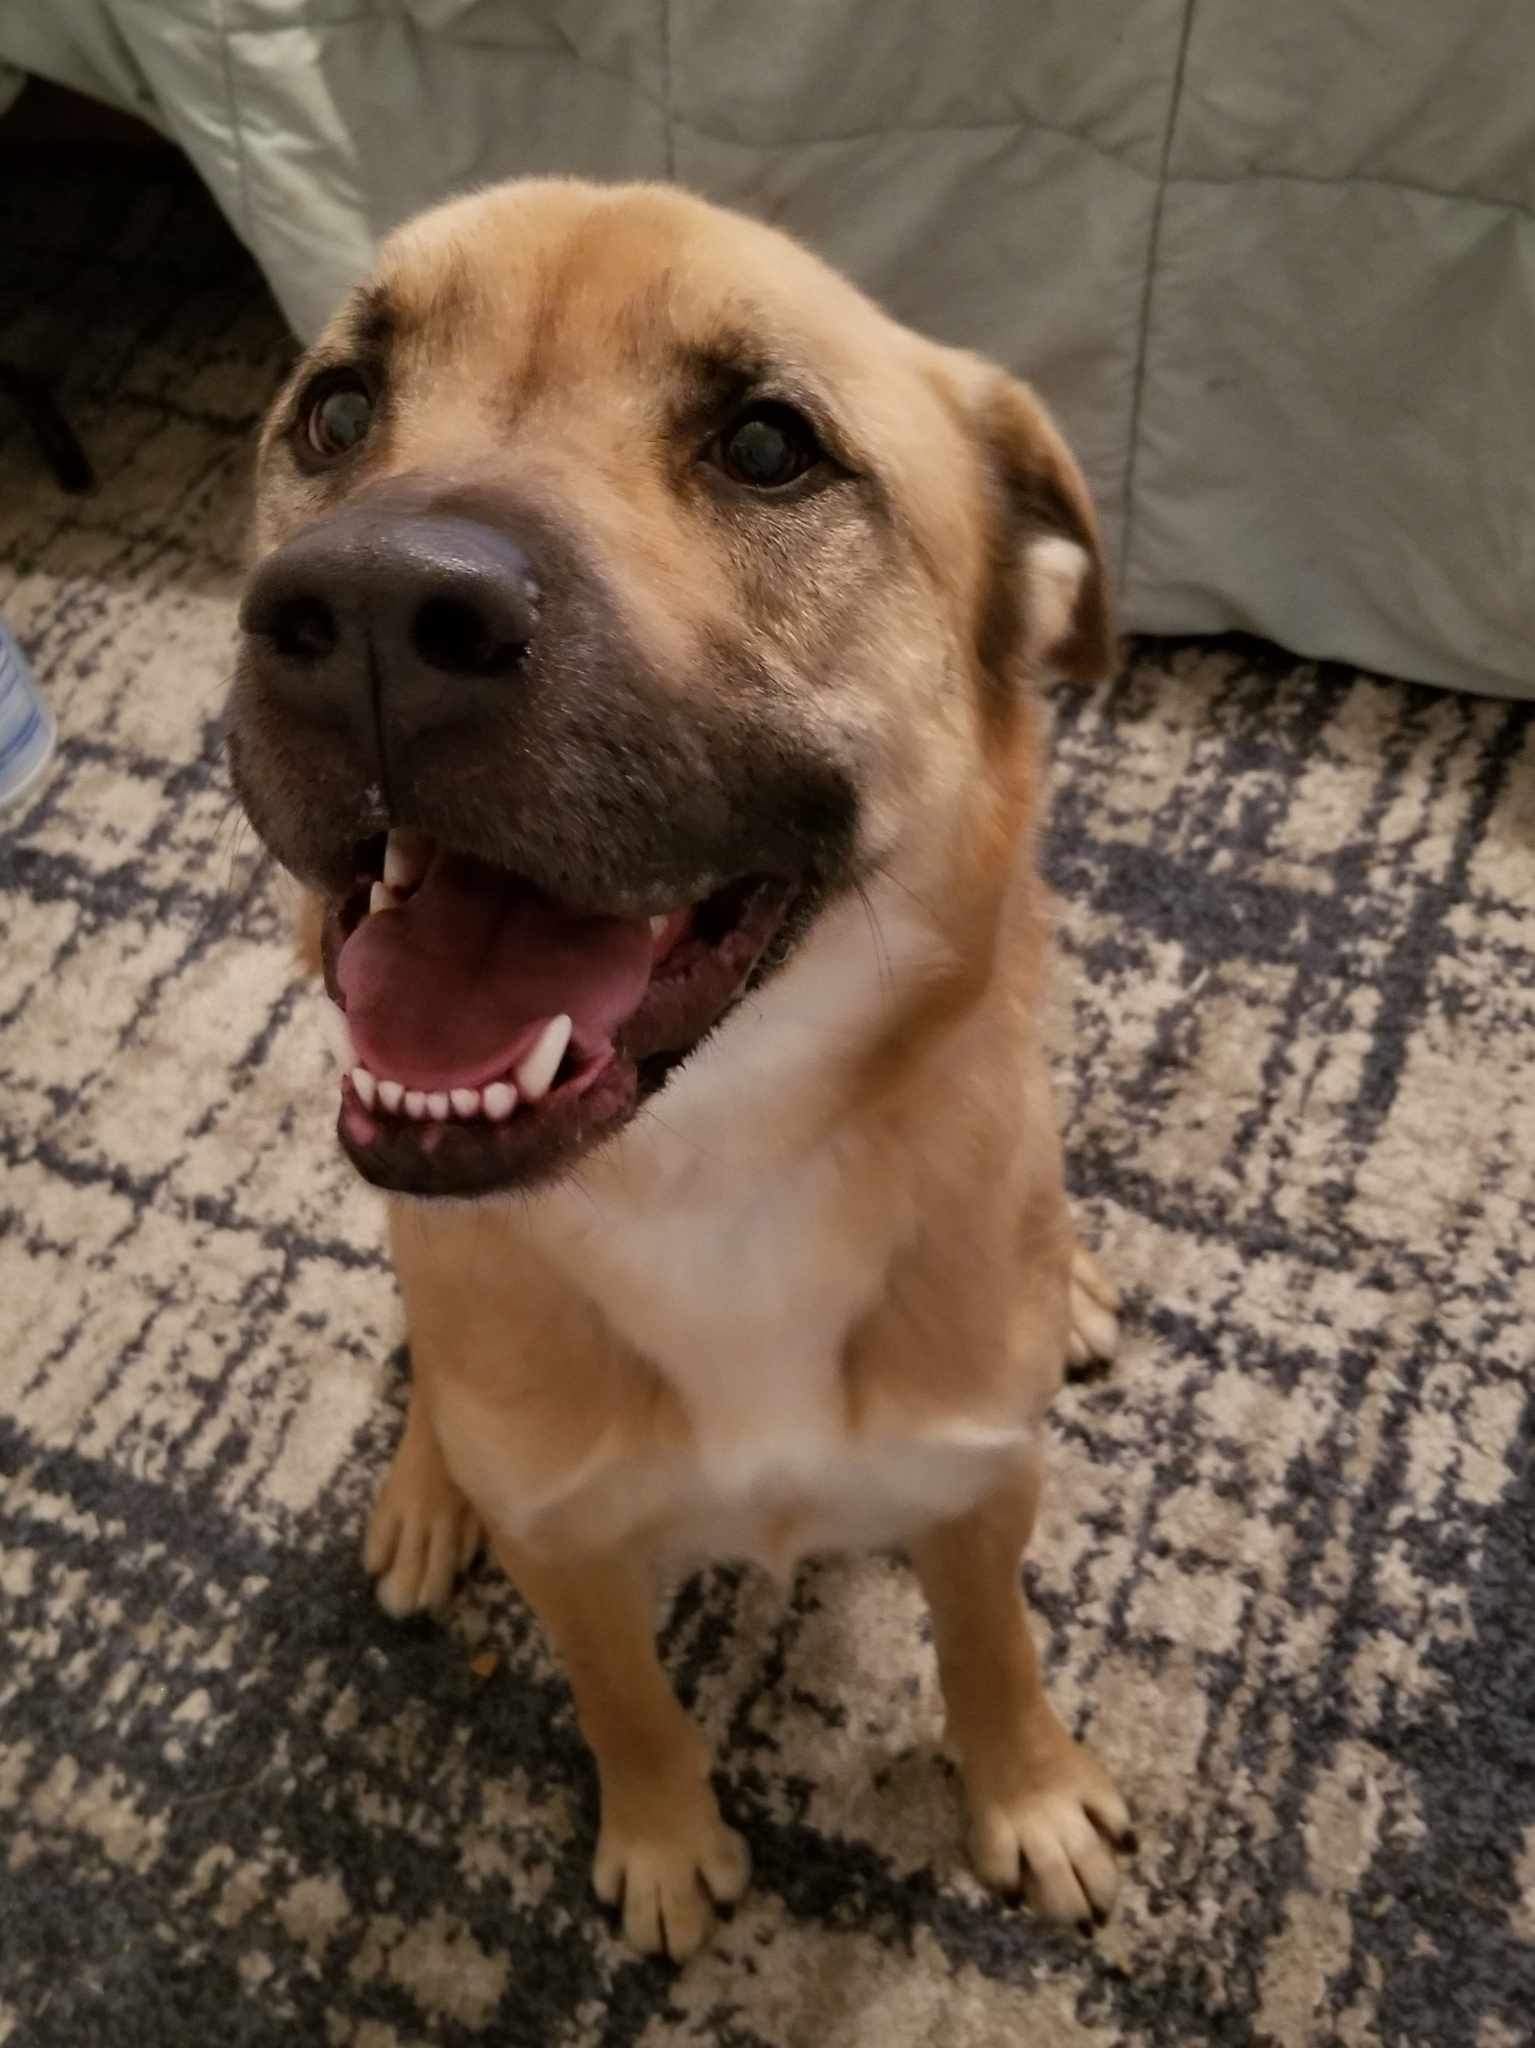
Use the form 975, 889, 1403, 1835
567, 872, 954, 1210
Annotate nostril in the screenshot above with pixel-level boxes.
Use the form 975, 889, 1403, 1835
266, 596, 338, 662
412, 594, 526, 678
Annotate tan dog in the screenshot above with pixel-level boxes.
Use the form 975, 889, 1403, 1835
228, 178, 1132, 1960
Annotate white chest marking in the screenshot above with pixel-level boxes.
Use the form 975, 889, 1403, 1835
529, 890, 934, 1489
548, 1130, 905, 1496
508, 886, 1028, 1564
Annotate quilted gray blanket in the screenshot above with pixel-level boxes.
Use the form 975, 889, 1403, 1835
3, 0, 1534, 701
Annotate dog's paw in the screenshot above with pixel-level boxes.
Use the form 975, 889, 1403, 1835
593, 1795, 751, 1962
965, 1731, 1133, 1925
1067, 1245, 1120, 1371
364, 1432, 482, 1619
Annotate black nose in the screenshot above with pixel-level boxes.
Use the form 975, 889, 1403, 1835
240, 501, 540, 759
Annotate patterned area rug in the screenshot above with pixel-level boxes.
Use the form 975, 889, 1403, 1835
3, 159, 1533, 2048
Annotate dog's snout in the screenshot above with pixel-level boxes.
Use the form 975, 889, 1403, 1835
240, 507, 540, 748
262, 593, 338, 664
410, 590, 527, 679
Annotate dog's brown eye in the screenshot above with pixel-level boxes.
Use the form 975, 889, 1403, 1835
303, 375, 373, 458
717, 404, 820, 490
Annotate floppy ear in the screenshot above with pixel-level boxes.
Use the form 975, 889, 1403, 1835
973, 370, 1115, 687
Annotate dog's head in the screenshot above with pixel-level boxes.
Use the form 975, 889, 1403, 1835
227, 179, 1110, 1197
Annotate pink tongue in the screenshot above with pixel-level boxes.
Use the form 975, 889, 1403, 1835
336, 853, 655, 1090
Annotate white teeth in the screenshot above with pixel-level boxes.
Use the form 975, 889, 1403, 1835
650, 914, 667, 938
383, 828, 430, 895
515, 1014, 571, 1103
369, 880, 397, 915
367, 1076, 489, 1120
482, 1080, 517, 1121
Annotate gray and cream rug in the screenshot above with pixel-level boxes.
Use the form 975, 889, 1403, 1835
2, 159, 1533, 2048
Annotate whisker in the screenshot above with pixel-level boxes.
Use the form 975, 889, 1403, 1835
217, 802, 255, 898
633, 1097, 729, 1168
198, 663, 239, 710
852, 878, 894, 995
864, 857, 942, 927
559, 1166, 602, 1218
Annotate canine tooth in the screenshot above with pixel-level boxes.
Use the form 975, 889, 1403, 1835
324, 1003, 353, 1068
350, 1066, 377, 1109
426, 1091, 450, 1121
482, 1080, 517, 1121
450, 1087, 481, 1118
403, 1090, 427, 1120
377, 1079, 403, 1113
383, 828, 430, 894
369, 880, 397, 916
650, 914, 667, 937
515, 1014, 571, 1103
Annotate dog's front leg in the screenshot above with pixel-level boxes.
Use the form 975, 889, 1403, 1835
365, 1381, 483, 1617
910, 1451, 1135, 1926
493, 1533, 751, 1961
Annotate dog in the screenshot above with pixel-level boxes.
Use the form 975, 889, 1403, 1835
226, 177, 1132, 1961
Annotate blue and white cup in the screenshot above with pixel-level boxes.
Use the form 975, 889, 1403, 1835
0, 617, 55, 813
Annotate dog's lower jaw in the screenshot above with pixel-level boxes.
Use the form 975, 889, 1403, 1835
326, 864, 805, 1199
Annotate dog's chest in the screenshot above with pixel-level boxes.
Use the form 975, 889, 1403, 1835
531, 1148, 1004, 1567
541, 1134, 898, 1482
505, 895, 1013, 1565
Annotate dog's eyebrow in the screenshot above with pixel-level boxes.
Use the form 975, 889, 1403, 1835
677, 339, 832, 414
677, 342, 770, 418
350, 283, 400, 357
675, 339, 856, 460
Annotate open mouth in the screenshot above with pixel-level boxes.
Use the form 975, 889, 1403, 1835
322, 830, 796, 1196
